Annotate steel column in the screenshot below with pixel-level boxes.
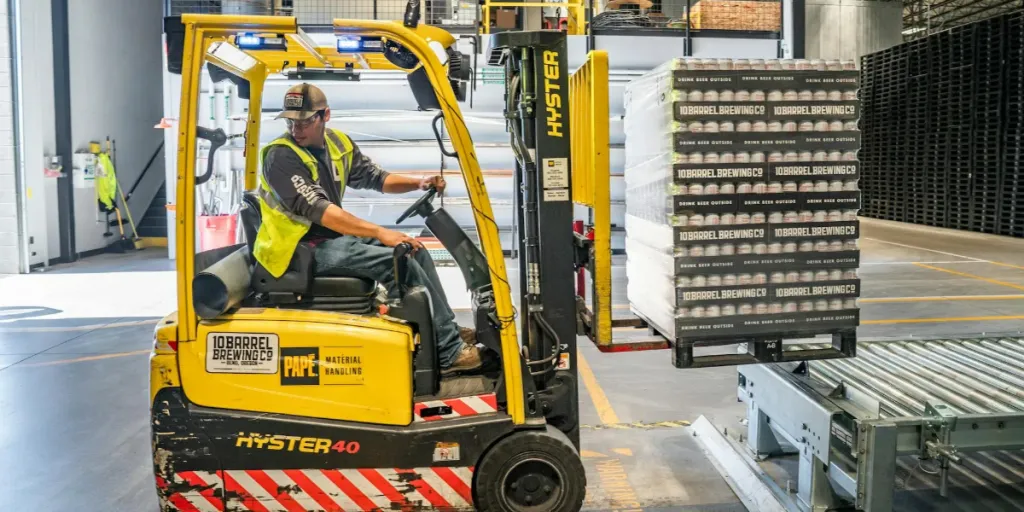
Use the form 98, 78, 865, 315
51, 0, 75, 262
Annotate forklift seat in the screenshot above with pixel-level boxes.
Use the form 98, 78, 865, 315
239, 193, 377, 305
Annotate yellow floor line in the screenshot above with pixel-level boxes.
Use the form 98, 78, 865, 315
988, 260, 1024, 272
576, 350, 620, 425
913, 263, 1024, 292
862, 315, 1024, 325
17, 349, 151, 367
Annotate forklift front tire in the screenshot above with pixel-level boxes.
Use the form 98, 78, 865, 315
473, 427, 586, 512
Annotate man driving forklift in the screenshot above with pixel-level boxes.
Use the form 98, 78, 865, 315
257, 83, 482, 374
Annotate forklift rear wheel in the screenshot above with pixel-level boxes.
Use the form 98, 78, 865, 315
473, 427, 586, 512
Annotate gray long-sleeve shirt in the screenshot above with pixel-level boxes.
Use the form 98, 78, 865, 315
262, 139, 389, 240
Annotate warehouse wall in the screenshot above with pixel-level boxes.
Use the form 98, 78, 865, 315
67, 0, 164, 254
0, 1, 16, 273
19, 0, 55, 267
804, 0, 902, 61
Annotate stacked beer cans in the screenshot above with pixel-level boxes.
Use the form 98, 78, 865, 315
623, 57, 862, 343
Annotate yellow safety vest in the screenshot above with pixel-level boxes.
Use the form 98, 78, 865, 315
95, 152, 118, 212
254, 129, 355, 278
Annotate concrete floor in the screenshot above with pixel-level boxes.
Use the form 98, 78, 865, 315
1, 217, 1024, 511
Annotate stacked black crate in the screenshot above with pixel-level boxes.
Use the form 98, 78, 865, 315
972, 16, 1004, 234
905, 39, 935, 226
623, 58, 861, 368
889, 49, 910, 223
926, 32, 953, 227
858, 53, 880, 218
859, 47, 908, 222
945, 24, 976, 231
863, 10, 1024, 236
1002, 12, 1024, 237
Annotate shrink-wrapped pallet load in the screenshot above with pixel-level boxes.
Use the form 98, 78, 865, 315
623, 58, 862, 357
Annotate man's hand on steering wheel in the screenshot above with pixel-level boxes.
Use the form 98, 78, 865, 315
419, 175, 446, 194
376, 227, 425, 252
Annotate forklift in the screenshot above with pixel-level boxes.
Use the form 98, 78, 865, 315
152, 4, 586, 511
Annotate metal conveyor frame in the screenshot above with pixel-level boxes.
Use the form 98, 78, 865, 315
736, 336, 1024, 511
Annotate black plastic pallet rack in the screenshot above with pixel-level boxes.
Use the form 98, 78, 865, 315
859, 10, 1024, 236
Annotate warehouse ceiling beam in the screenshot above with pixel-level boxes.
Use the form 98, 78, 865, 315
937, 0, 1022, 26
902, 0, 1023, 39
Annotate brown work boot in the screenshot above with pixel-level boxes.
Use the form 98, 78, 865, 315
458, 326, 476, 345
442, 342, 483, 375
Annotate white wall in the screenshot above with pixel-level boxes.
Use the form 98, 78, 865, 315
18, 0, 55, 267
0, 0, 18, 274
68, 0, 163, 254
805, 0, 902, 61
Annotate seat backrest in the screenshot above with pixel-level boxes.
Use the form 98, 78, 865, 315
239, 192, 261, 255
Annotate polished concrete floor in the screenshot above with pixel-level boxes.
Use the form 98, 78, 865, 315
2, 217, 1024, 511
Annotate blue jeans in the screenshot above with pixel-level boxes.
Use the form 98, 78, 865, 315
313, 236, 463, 367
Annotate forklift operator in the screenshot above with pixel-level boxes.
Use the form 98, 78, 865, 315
254, 83, 482, 374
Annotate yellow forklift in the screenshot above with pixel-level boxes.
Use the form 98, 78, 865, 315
152, 4, 587, 511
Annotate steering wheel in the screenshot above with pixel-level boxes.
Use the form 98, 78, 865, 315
395, 185, 438, 224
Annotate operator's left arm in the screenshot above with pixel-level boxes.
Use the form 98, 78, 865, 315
347, 140, 447, 194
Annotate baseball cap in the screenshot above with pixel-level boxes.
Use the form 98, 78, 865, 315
275, 83, 329, 120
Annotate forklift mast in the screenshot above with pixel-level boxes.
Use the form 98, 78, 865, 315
490, 31, 580, 447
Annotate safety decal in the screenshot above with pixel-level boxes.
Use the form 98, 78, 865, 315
556, 352, 571, 370
158, 467, 475, 511
413, 393, 499, 422
206, 333, 278, 374
433, 442, 461, 462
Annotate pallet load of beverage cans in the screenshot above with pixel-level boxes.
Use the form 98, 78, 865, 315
623, 57, 862, 368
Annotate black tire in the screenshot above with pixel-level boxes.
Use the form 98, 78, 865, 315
473, 426, 586, 512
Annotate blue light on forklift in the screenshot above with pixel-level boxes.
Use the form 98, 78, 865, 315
337, 37, 361, 52
336, 36, 384, 53
236, 34, 263, 48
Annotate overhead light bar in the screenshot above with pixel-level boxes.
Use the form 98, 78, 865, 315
902, 26, 927, 35
234, 33, 287, 50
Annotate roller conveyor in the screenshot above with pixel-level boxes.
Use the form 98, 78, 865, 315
736, 337, 1024, 511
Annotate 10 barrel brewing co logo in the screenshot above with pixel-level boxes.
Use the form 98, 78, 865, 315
206, 333, 279, 374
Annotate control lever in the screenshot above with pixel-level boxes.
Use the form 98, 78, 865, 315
393, 242, 413, 299
195, 126, 228, 186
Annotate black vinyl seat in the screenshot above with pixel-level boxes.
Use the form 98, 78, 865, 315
239, 193, 377, 310
312, 276, 376, 297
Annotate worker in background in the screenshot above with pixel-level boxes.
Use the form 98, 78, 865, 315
254, 83, 482, 375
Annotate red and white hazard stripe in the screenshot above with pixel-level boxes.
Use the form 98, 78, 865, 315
413, 393, 499, 422
156, 471, 225, 512
160, 467, 476, 511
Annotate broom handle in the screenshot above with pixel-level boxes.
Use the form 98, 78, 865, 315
114, 208, 125, 237
108, 137, 140, 238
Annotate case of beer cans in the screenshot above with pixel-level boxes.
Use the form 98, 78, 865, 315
623, 57, 862, 356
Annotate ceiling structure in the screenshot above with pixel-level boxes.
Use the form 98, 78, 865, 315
903, 0, 1022, 39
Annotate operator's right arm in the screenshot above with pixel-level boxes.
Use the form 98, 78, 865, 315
263, 147, 423, 248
